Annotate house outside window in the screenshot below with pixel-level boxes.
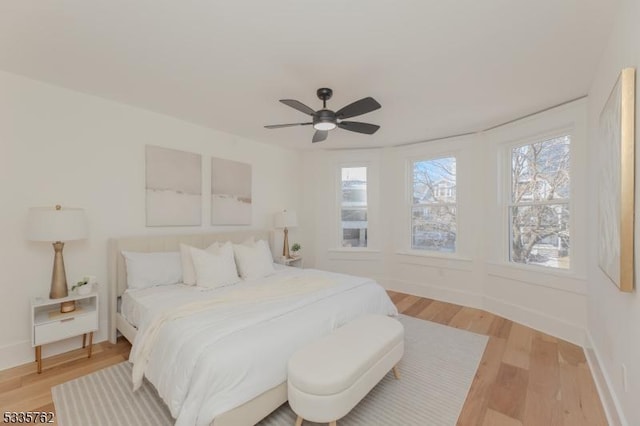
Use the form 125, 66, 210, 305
341, 167, 368, 248
411, 156, 457, 253
509, 135, 571, 269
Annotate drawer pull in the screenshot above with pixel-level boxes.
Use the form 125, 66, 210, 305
60, 318, 75, 323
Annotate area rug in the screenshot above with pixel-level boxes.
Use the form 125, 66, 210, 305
52, 315, 488, 426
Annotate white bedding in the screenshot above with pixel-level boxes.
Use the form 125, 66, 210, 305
128, 267, 397, 426
121, 284, 200, 328
121, 265, 289, 328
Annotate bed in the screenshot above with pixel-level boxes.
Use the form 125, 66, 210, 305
108, 231, 397, 426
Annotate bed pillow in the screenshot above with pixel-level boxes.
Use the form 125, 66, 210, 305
122, 251, 182, 290
233, 239, 276, 280
190, 242, 240, 289
180, 242, 222, 285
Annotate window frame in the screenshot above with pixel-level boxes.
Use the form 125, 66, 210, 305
336, 163, 370, 250
407, 154, 459, 255
503, 130, 573, 271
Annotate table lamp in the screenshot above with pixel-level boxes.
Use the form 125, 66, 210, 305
27, 205, 88, 313
274, 210, 297, 259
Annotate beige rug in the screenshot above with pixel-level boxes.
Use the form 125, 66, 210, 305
52, 315, 487, 426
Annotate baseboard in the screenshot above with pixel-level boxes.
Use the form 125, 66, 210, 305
0, 339, 34, 371
0, 319, 109, 372
378, 277, 484, 310
0, 338, 88, 371
585, 332, 627, 426
483, 295, 585, 346
379, 277, 585, 347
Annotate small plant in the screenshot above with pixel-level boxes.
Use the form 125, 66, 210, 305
71, 279, 88, 292
291, 243, 301, 253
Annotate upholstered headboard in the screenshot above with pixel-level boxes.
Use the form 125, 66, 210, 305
107, 230, 271, 342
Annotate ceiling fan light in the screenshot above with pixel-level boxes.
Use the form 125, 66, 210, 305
313, 122, 337, 131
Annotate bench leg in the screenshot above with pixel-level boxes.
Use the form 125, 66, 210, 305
295, 415, 303, 426
393, 365, 400, 379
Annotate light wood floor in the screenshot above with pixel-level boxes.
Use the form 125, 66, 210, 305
0, 292, 607, 426
388, 291, 608, 426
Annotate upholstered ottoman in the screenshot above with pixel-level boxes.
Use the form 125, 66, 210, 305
287, 314, 404, 426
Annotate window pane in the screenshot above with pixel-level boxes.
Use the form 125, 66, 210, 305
411, 205, 456, 252
512, 136, 570, 203
413, 157, 456, 204
341, 167, 367, 247
342, 227, 367, 248
510, 204, 570, 269
342, 167, 367, 203
341, 209, 367, 221
412, 157, 456, 253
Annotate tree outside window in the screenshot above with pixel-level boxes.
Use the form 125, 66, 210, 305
510, 135, 570, 269
412, 157, 457, 253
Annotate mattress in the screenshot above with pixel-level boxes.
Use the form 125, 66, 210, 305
120, 264, 289, 328
128, 266, 397, 426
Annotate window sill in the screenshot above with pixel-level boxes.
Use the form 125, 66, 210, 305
328, 248, 380, 253
395, 250, 472, 262
486, 261, 586, 294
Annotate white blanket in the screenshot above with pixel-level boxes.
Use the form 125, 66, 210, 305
130, 275, 336, 389
129, 268, 397, 426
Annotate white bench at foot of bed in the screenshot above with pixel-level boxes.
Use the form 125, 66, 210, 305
287, 314, 404, 426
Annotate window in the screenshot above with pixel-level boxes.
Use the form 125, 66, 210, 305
411, 157, 456, 252
509, 135, 570, 269
341, 167, 368, 248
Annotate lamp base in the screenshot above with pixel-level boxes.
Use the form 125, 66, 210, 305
50, 242, 76, 313
282, 227, 291, 259
60, 301, 76, 313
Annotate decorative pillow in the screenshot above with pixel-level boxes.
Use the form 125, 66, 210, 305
122, 251, 182, 290
180, 242, 221, 285
190, 242, 240, 289
233, 239, 275, 280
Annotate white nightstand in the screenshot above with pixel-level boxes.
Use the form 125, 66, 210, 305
31, 291, 99, 373
276, 256, 304, 268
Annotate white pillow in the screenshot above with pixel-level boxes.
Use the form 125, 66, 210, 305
190, 242, 240, 289
122, 251, 182, 290
180, 242, 221, 285
233, 239, 275, 280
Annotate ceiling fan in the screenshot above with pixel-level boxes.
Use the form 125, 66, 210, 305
264, 88, 381, 143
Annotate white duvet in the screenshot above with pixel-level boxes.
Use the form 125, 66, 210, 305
129, 267, 397, 426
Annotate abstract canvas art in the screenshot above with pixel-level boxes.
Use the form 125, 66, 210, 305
145, 145, 202, 226
211, 157, 252, 225
597, 68, 635, 292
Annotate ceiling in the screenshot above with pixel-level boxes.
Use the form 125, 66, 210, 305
0, 1, 618, 150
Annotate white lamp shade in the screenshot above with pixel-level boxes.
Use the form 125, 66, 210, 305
274, 210, 298, 228
27, 206, 88, 242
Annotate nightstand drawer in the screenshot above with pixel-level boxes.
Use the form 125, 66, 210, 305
34, 312, 98, 346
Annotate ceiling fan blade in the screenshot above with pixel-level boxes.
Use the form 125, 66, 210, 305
312, 130, 328, 143
264, 122, 312, 129
337, 121, 380, 135
280, 99, 316, 116
335, 97, 381, 119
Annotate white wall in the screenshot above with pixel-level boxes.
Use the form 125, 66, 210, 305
303, 99, 589, 347
586, 0, 640, 424
0, 71, 303, 370
482, 101, 589, 344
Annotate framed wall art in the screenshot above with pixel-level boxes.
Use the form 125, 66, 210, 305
597, 68, 635, 292
145, 145, 202, 226
211, 157, 252, 225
